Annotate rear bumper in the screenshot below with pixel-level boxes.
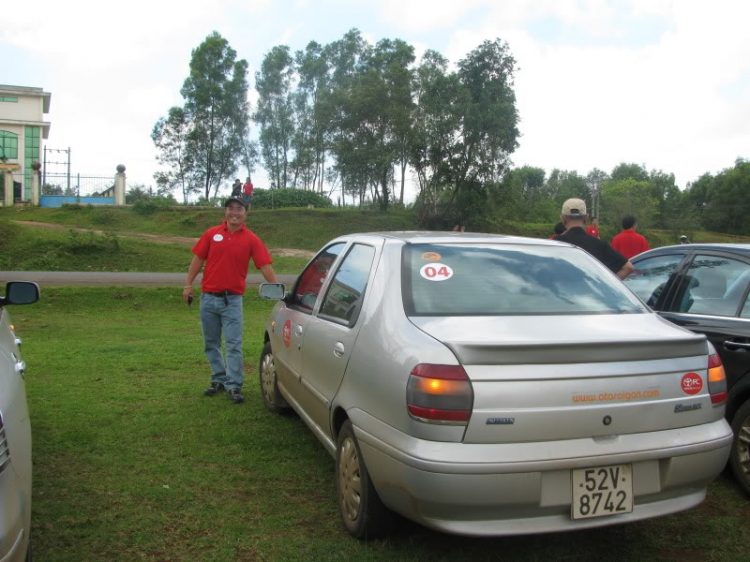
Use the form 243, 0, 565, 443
350, 410, 732, 536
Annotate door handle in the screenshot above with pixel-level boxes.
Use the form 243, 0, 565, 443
15, 359, 26, 376
295, 325, 304, 337
724, 340, 750, 350
333, 342, 345, 357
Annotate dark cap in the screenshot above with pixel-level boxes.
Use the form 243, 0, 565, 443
224, 197, 248, 209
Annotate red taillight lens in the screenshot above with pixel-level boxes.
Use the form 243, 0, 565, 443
407, 364, 473, 424
707, 353, 727, 406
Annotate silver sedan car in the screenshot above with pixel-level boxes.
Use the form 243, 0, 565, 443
258, 232, 732, 539
1, 281, 39, 562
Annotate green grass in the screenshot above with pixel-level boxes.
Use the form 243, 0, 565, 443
14, 288, 750, 561
0, 220, 309, 274
3, 206, 750, 277
0, 205, 417, 252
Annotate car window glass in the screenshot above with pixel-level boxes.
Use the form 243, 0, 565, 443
675, 255, 750, 317
623, 254, 684, 307
403, 244, 645, 316
293, 242, 346, 312
319, 244, 376, 324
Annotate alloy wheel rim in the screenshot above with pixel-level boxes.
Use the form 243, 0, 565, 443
738, 413, 750, 481
339, 436, 362, 523
260, 353, 276, 405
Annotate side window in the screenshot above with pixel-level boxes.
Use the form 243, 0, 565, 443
624, 254, 684, 307
675, 255, 750, 317
741, 294, 750, 319
319, 244, 376, 325
293, 243, 346, 312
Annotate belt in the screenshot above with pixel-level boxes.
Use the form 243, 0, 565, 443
203, 291, 237, 305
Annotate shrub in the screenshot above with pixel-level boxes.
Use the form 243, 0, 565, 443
132, 199, 173, 215
252, 188, 333, 209
66, 229, 120, 254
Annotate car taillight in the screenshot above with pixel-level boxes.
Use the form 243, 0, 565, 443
406, 364, 473, 425
707, 353, 727, 406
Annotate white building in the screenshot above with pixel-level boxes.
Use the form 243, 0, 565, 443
0, 85, 51, 200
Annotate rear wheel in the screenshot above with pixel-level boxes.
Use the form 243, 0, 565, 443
258, 342, 288, 414
730, 399, 750, 496
335, 420, 394, 540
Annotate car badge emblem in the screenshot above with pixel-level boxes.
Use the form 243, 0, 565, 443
486, 417, 515, 425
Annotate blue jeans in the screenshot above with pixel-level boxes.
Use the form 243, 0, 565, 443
200, 293, 244, 390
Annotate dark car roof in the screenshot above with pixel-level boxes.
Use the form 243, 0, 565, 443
634, 243, 750, 260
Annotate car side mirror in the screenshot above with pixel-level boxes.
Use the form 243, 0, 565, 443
259, 283, 287, 301
1, 282, 40, 306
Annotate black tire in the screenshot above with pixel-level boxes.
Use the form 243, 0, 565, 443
258, 342, 288, 414
335, 420, 394, 540
730, 399, 750, 497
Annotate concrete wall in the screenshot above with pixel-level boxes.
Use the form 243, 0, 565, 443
0, 96, 43, 122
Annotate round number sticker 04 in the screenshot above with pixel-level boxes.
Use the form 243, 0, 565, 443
420, 263, 454, 281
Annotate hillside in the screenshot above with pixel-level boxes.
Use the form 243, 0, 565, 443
2, 205, 749, 273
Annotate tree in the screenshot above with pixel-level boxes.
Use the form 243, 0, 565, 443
412, 39, 520, 225
151, 106, 196, 204
181, 32, 249, 200
600, 178, 659, 229
293, 41, 330, 192
255, 45, 296, 189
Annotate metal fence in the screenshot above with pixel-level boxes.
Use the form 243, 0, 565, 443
42, 172, 115, 198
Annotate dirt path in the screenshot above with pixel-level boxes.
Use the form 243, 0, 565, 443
12, 220, 315, 258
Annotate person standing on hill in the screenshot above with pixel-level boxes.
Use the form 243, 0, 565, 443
231, 178, 242, 198
611, 215, 650, 259
586, 217, 600, 238
243, 177, 254, 206
555, 199, 633, 279
183, 197, 279, 404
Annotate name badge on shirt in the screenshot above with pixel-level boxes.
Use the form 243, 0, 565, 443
213, 234, 224, 242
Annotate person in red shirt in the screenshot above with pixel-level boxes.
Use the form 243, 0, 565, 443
243, 177, 254, 206
586, 218, 600, 238
183, 197, 278, 403
611, 215, 650, 259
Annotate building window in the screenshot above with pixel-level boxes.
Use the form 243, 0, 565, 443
0, 130, 19, 159
0, 97, 19, 103
24, 127, 41, 198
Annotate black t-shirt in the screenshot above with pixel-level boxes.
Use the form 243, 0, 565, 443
556, 227, 627, 274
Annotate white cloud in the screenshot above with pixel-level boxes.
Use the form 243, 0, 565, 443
379, 0, 487, 32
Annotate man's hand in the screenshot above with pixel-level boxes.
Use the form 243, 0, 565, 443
616, 261, 635, 280
183, 286, 194, 305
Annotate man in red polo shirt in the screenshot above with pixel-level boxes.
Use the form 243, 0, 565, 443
183, 197, 278, 404
611, 214, 650, 259
586, 217, 600, 238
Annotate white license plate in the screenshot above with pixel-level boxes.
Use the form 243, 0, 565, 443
571, 464, 633, 520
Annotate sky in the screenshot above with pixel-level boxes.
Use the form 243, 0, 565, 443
3, 0, 749, 202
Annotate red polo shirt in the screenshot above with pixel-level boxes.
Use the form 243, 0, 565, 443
611, 229, 650, 259
192, 222, 272, 295
586, 225, 600, 238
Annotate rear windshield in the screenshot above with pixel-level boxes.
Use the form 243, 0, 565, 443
402, 243, 646, 316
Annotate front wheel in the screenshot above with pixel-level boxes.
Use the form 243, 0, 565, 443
335, 420, 394, 540
258, 342, 288, 414
730, 399, 750, 496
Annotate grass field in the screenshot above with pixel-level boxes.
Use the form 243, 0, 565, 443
13, 288, 750, 561
0, 220, 309, 274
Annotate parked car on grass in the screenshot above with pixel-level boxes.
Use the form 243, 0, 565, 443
0, 281, 39, 562
624, 243, 750, 496
258, 232, 732, 539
